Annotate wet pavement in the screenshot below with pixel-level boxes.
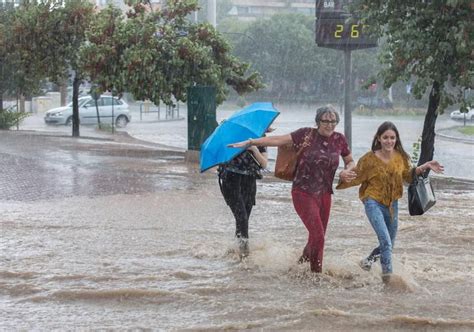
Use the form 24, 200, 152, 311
13, 103, 474, 180
0, 131, 195, 202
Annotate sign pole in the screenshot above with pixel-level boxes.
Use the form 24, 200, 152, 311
315, 0, 378, 151
343, 48, 352, 150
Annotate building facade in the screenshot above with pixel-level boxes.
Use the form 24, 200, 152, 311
94, 1, 315, 19
228, 0, 315, 20
94, 0, 164, 11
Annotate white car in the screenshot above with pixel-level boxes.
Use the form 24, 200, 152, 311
450, 107, 474, 122
44, 95, 131, 127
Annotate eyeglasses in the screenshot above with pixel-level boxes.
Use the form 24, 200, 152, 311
320, 120, 338, 125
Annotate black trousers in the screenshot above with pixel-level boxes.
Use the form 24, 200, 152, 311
220, 171, 257, 239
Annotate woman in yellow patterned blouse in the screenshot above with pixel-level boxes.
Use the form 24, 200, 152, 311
336, 121, 443, 283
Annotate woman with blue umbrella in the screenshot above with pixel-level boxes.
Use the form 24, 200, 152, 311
229, 105, 356, 273
218, 129, 270, 259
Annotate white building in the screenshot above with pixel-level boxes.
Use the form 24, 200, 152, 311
228, 0, 315, 20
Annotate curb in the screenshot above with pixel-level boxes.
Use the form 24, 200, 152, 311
436, 127, 474, 145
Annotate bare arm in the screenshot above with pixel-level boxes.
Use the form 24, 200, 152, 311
248, 146, 268, 169
415, 160, 444, 175
339, 153, 357, 182
228, 134, 293, 148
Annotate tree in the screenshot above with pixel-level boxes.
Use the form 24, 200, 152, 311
81, 0, 263, 106
1, 2, 44, 112
355, 0, 473, 167
225, 13, 381, 104
0, 3, 16, 112
12, 0, 95, 137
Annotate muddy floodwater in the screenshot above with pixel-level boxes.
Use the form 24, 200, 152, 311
0, 132, 473, 331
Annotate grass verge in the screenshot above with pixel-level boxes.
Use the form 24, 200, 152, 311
457, 126, 474, 136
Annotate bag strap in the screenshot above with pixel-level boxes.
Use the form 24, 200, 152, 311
411, 166, 424, 183
296, 128, 316, 157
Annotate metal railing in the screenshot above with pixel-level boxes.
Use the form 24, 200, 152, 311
139, 101, 182, 121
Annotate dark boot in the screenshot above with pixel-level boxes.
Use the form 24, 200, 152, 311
297, 255, 309, 264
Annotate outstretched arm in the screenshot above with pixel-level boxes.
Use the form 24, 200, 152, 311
415, 160, 444, 175
228, 134, 293, 148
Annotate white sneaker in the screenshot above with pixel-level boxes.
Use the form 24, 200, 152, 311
359, 254, 380, 271
359, 257, 373, 271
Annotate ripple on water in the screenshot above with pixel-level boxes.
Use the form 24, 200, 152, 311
26, 288, 179, 304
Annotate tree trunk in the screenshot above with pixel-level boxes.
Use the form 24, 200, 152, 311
72, 75, 80, 137
418, 81, 440, 175
19, 95, 25, 113
60, 79, 68, 106
95, 98, 101, 129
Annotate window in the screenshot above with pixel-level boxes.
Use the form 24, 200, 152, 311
102, 97, 122, 106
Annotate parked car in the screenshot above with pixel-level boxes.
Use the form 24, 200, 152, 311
450, 108, 474, 122
44, 95, 131, 127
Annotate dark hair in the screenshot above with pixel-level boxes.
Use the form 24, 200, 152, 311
371, 121, 410, 161
315, 105, 340, 126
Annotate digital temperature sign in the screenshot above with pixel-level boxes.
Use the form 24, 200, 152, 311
315, 0, 377, 50
315, 18, 377, 49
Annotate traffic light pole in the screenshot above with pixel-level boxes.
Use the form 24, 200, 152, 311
343, 49, 352, 150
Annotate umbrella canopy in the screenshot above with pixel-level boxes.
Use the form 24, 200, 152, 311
200, 102, 279, 172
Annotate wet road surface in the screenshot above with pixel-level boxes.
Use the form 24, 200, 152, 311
0, 131, 473, 331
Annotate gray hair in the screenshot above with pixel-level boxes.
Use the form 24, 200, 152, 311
314, 105, 340, 126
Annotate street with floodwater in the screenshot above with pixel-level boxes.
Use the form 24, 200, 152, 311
0, 105, 473, 330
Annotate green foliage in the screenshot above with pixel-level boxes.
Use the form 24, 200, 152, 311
81, 0, 262, 106
354, 106, 426, 117
226, 13, 381, 103
0, 3, 43, 101
0, 108, 29, 130
96, 123, 114, 133
411, 136, 422, 166
8, 0, 96, 136
354, 0, 473, 113
4, 1, 94, 99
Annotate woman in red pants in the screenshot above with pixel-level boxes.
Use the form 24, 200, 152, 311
229, 105, 356, 273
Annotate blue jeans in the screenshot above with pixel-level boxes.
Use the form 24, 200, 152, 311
363, 198, 398, 274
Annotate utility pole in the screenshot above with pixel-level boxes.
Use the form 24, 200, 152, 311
343, 49, 352, 148
208, 0, 216, 27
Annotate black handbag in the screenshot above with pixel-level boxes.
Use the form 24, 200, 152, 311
408, 169, 436, 216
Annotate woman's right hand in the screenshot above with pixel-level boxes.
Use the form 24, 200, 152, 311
339, 169, 357, 183
228, 140, 251, 148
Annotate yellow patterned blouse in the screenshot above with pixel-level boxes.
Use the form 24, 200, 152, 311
336, 150, 414, 207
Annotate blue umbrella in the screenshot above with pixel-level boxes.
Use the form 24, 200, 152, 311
200, 102, 279, 172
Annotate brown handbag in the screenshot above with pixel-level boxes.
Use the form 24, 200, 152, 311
274, 129, 314, 181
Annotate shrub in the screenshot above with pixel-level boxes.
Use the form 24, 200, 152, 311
0, 109, 30, 129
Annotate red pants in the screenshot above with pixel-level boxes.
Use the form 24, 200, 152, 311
292, 189, 332, 273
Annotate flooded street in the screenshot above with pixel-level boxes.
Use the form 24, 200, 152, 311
1, 132, 473, 331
